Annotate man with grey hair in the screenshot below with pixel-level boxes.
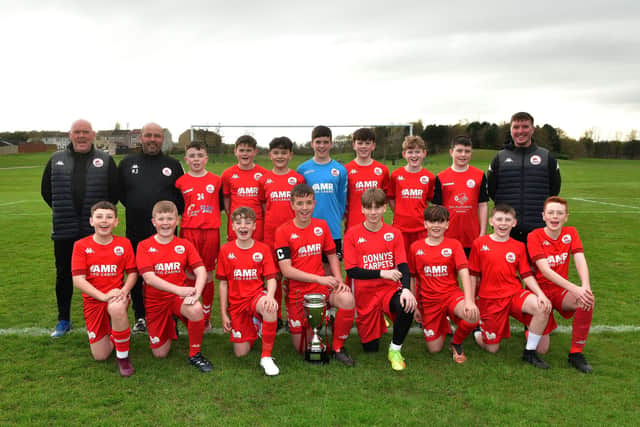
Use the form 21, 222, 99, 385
41, 119, 119, 337
118, 122, 184, 332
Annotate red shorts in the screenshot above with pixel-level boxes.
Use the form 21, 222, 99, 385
353, 280, 400, 343
145, 295, 189, 349
402, 230, 428, 257
180, 228, 220, 271
83, 296, 128, 344
477, 290, 534, 345
228, 291, 266, 343
541, 284, 575, 319
227, 218, 264, 242
419, 290, 465, 342
286, 284, 331, 334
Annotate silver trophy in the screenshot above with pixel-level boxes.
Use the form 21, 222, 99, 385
303, 293, 329, 364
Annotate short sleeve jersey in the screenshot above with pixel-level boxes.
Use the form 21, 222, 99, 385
408, 237, 468, 300
433, 166, 488, 248
389, 167, 435, 232
274, 218, 335, 292
296, 159, 347, 240
468, 235, 533, 299
216, 240, 279, 312
136, 236, 204, 302
345, 160, 391, 230
527, 226, 584, 287
258, 170, 305, 245
221, 164, 268, 220
71, 235, 136, 297
175, 172, 222, 230
343, 223, 406, 289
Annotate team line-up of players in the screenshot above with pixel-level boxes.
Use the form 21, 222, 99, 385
73, 125, 594, 377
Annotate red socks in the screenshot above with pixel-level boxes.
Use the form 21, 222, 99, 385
451, 319, 478, 345
111, 328, 131, 355
261, 320, 277, 358
570, 307, 592, 353
201, 280, 214, 324
332, 308, 355, 351
188, 318, 205, 357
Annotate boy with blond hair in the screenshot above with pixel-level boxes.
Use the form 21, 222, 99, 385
136, 201, 212, 372
389, 135, 435, 256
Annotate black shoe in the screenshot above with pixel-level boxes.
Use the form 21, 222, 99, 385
277, 318, 284, 332
189, 352, 213, 373
333, 348, 355, 367
568, 352, 593, 373
522, 349, 550, 369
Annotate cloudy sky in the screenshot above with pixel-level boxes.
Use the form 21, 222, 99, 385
1, 0, 638, 144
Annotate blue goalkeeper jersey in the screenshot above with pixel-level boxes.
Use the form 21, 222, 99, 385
297, 158, 347, 239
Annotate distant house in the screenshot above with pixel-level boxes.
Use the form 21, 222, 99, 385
40, 132, 69, 150
178, 128, 222, 151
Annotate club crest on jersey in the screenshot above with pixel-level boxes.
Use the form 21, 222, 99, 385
314, 227, 323, 236
174, 245, 185, 254
206, 184, 215, 193
254, 172, 263, 181
92, 158, 104, 168
562, 234, 572, 244
287, 176, 298, 185
331, 168, 340, 177
384, 232, 394, 242
441, 248, 452, 257
466, 179, 475, 188
114, 246, 124, 256
374, 167, 383, 176
530, 155, 542, 165
454, 193, 468, 205
505, 252, 516, 263
252, 252, 263, 262
131, 164, 139, 174
162, 167, 172, 177
419, 176, 430, 184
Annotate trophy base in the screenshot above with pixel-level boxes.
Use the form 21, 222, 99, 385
304, 350, 330, 364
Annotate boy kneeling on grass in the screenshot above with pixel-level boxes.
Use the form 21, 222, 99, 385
72, 201, 138, 377
468, 204, 552, 369
217, 207, 281, 376
136, 200, 212, 372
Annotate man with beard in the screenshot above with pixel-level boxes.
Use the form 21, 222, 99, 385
118, 122, 184, 332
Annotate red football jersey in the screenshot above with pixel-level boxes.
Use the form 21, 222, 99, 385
216, 240, 279, 312
344, 223, 406, 289
345, 160, 391, 230
221, 164, 268, 220
527, 226, 584, 288
468, 235, 533, 299
274, 218, 335, 295
136, 236, 204, 302
408, 237, 468, 300
435, 166, 487, 248
258, 169, 305, 246
175, 172, 222, 229
389, 167, 435, 232
72, 235, 137, 297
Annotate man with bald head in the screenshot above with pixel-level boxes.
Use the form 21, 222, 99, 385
118, 123, 184, 332
42, 119, 119, 337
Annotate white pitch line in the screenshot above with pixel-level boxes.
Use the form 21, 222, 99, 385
2, 324, 639, 337
569, 197, 640, 210
0, 166, 40, 170
0, 200, 36, 207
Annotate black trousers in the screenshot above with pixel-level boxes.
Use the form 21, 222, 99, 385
53, 239, 75, 321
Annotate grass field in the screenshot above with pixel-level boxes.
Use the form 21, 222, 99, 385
1, 150, 639, 426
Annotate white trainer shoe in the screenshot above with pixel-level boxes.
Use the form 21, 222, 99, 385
260, 357, 280, 376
